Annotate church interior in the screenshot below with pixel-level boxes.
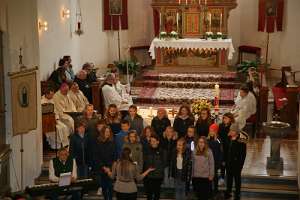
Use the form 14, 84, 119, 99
0, 0, 300, 199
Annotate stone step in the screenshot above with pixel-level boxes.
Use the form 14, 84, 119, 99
131, 87, 237, 106
142, 71, 237, 82
132, 80, 240, 89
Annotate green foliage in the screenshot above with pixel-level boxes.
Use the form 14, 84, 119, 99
237, 60, 259, 74
114, 60, 140, 75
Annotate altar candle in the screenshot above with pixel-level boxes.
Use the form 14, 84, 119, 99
176, 12, 179, 31
199, 0, 201, 4
215, 83, 220, 97
186, 0, 188, 5
205, 0, 207, 5
220, 13, 223, 32
179, 0, 181, 4
159, 12, 162, 31
209, 13, 212, 32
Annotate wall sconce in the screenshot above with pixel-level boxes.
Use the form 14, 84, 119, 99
62, 9, 71, 19
38, 20, 48, 31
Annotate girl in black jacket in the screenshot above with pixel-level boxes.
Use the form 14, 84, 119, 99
195, 108, 213, 137
161, 126, 177, 187
143, 135, 166, 200
92, 126, 117, 200
173, 105, 194, 138
170, 138, 192, 200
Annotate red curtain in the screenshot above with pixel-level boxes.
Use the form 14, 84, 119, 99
153, 9, 160, 36
258, 0, 284, 33
103, 0, 128, 30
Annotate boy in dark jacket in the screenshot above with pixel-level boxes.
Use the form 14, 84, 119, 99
224, 123, 247, 200
207, 123, 223, 195
143, 135, 167, 200
115, 120, 130, 158
69, 121, 90, 179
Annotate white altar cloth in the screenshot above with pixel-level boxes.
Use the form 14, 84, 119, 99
149, 38, 235, 60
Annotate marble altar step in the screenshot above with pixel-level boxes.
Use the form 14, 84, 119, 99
141, 70, 237, 82
131, 87, 237, 106
132, 80, 240, 89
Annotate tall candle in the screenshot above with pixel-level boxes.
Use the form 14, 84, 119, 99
205, 0, 207, 5
220, 13, 223, 32
186, 0, 188, 5
215, 83, 220, 97
176, 12, 179, 31
159, 12, 162, 31
179, 0, 181, 4
199, 0, 201, 4
209, 13, 212, 32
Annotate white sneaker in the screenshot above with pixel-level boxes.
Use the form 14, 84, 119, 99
96, 187, 102, 195
218, 178, 225, 186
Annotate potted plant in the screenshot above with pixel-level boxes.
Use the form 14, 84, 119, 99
236, 60, 259, 82
114, 60, 140, 82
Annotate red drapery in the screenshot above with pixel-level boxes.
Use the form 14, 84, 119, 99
103, 0, 128, 30
153, 9, 160, 36
258, 0, 284, 33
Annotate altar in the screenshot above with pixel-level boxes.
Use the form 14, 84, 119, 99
150, 0, 237, 68
149, 38, 235, 68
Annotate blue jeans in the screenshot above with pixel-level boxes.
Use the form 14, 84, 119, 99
100, 174, 113, 200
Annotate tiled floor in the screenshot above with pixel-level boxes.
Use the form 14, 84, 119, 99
243, 138, 298, 178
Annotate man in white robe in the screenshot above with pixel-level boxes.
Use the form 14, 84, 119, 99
41, 88, 70, 148
232, 85, 257, 130
53, 83, 77, 143
69, 82, 89, 112
113, 72, 134, 106
102, 73, 131, 111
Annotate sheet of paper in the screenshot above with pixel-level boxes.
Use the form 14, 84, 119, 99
58, 172, 72, 187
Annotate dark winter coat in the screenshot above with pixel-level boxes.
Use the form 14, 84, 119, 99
173, 117, 194, 138
151, 117, 171, 139
143, 147, 167, 179
226, 137, 247, 172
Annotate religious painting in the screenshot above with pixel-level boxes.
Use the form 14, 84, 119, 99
182, 12, 202, 38
208, 8, 223, 33
109, 0, 122, 15
8, 67, 37, 135
164, 9, 179, 33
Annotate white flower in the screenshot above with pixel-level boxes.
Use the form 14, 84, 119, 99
206, 32, 213, 35
170, 31, 178, 35
160, 31, 167, 35
217, 32, 222, 35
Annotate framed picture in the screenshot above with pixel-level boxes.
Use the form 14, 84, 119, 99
109, 0, 122, 15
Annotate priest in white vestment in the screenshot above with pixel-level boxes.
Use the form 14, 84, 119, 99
232, 85, 257, 130
102, 73, 131, 111
69, 82, 89, 112
41, 89, 70, 148
113, 72, 133, 106
53, 83, 77, 141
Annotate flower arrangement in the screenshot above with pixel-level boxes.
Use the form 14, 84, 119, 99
159, 31, 179, 40
159, 31, 167, 39
170, 31, 179, 39
191, 99, 212, 115
216, 32, 222, 39
205, 32, 213, 38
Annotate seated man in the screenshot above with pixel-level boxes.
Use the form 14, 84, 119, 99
74, 70, 93, 103
49, 147, 79, 200
42, 88, 70, 148
232, 85, 257, 130
102, 73, 131, 117
53, 83, 77, 136
69, 82, 89, 112
113, 72, 133, 106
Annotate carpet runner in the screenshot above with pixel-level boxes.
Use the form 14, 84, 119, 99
132, 70, 239, 107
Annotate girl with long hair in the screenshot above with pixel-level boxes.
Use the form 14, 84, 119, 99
195, 108, 213, 137
123, 130, 143, 172
192, 136, 214, 200
173, 104, 194, 138
92, 126, 116, 200
104, 148, 154, 200
105, 104, 122, 135
124, 105, 144, 136
140, 126, 156, 154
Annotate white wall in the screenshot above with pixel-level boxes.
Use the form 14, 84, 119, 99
233, 0, 300, 78
37, 0, 81, 80
0, 0, 42, 192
